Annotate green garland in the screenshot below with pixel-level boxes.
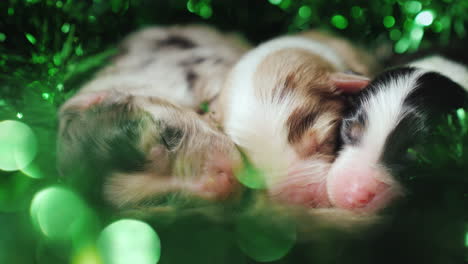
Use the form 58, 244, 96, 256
0, 0, 467, 263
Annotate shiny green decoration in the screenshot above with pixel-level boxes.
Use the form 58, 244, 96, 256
199, 4, 212, 19
25, 33, 37, 44
404, 1, 422, 14
0, 120, 37, 171
61, 23, 71, 34
465, 230, 468, 247
415, 10, 435, 26
98, 219, 161, 264
298, 6, 312, 19
30, 186, 90, 240
351, 6, 363, 18
331, 15, 348, 29
395, 37, 411, 53
72, 246, 102, 264
235, 215, 297, 262
383, 16, 396, 28
268, 0, 282, 5
235, 152, 266, 189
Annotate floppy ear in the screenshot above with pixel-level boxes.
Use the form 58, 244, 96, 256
330, 72, 370, 93
61, 91, 110, 111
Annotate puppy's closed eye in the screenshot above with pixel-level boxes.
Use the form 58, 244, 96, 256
160, 126, 183, 151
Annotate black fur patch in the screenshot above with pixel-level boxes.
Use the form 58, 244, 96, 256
185, 70, 197, 89
157, 35, 196, 49
405, 71, 467, 117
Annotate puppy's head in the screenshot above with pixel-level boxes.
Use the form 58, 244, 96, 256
58, 91, 242, 211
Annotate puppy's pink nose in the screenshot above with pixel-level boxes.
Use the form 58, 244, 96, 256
328, 166, 401, 213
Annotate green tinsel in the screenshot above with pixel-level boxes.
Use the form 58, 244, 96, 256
1, 0, 467, 264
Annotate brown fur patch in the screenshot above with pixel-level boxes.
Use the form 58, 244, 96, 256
298, 30, 380, 77
254, 48, 346, 158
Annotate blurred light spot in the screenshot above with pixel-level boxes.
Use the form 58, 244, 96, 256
268, 0, 282, 5
331, 15, 348, 29
199, 101, 210, 113
410, 27, 424, 40
457, 108, 466, 121
351, 6, 363, 18
236, 153, 266, 189
56, 1, 63, 8
98, 219, 161, 264
404, 1, 422, 13
56, 83, 64, 91
465, 230, 468, 247
298, 6, 312, 19
383, 16, 396, 28
53, 54, 62, 66
199, 5, 212, 19
8, 7, 14, 15
30, 186, 91, 240
415, 10, 435, 26
0, 33, 6, 42
395, 38, 410, 53
72, 245, 102, 264
42, 93, 50, 100
0, 120, 37, 171
32, 54, 46, 64
390, 29, 402, 40
186, 0, 196, 12
16, 112, 23, 119
235, 215, 296, 262
61, 23, 71, 33
25, 33, 37, 45
48, 67, 58, 76
88, 15, 96, 23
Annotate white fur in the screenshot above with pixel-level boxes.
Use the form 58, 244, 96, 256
356, 70, 424, 161
223, 37, 348, 183
409, 55, 468, 92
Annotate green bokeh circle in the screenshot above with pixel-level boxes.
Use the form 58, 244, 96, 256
98, 219, 161, 264
30, 186, 88, 240
235, 215, 297, 262
0, 120, 38, 171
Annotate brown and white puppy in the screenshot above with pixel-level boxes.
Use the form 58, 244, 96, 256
217, 31, 378, 211
57, 25, 248, 211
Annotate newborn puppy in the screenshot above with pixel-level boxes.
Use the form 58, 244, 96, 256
57, 25, 248, 210
58, 92, 243, 209
329, 55, 468, 213
82, 24, 249, 111
217, 31, 378, 208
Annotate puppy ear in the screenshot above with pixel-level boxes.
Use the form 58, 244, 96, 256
61, 91, 110, 111
330, 72, 370, 93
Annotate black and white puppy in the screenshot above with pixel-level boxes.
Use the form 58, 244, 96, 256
327, 55, 468, 213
